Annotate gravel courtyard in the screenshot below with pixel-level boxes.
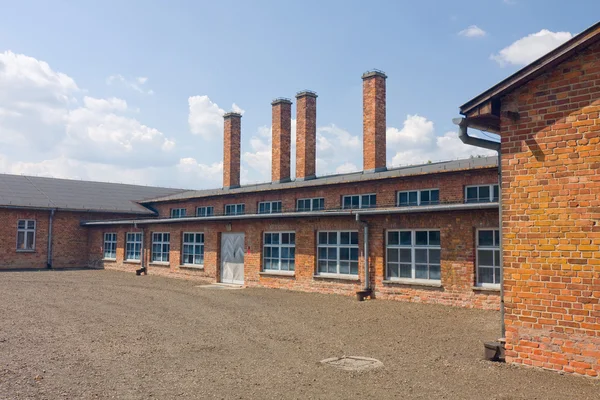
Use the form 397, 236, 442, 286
0, 270, 597, 399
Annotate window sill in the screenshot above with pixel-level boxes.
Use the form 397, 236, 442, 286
260, 270, 295, 277
472, 285, 500, 292
16, 249, 36, 253
314, 273, 360, 281
102, 258, 117, 262
179, 265, 204, 270
149, 262, 170, 267
383, 279, 442, 288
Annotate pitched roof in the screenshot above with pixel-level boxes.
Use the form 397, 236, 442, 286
0, 174, 187, 214
460, 21, 600, 115
142, 155, 498, 203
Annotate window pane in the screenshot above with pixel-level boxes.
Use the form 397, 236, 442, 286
289, 233, 295, 245
429, 249, 441, 264
327, 248, 336, 260
431, 190, 439, 203
350, 248, 359, 261
388, 264, 399, 278
27, 220, 35, 229
493, 185, 499, 202
388, 231, 399, 245
318, 232, 327, 244
339, 261, 350, 274
328, 232, 337, 244
26, 232, 34, 248
399, 264, 412, 278
399, 192, 408, 206
387, 248, 398, 263
494, 231, 500, 247
466, 187, 477, 201
281, 233, 289, 244
351, 196, 359, 208
350, 262, 358, 275
429, 231, 440, 246
350, 232, 358, 244
409, 192, 418, 205
399, 249, 412, 263
17, 231, 25, 249
479, 186, 490, 201
400, 231, 412, 245
340, 232, 350, 244
343, 196, 352, 209
318, 260, 327, 273
478, 250, 494, 266
340, 248, 349, 260
494, 267, 501, 284
318, 247, 327, 260
415, 264, 428, 279
421, 190, 430, 203
429, 264, 441, 280
494, 250, 500, 266
479, 267, 494, 284
415, 249, 427, 263
18, 220, 25, 229
415, 231, 428, 246
479, 230, 494, 246
271, 234, 280, 245
327, 261, 337, 273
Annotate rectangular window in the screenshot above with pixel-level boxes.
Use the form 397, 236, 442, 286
296, 197, 325, 212
258, 201, 282, 214
125, 232, 142, 261
170, 208, 187, 218
386, 230, 441, 282
263, 232, 295, 271
465, 185, 499, 203
398, 189, 439, 206
182, 233, 204, 266
103, 233, 117, 260
16, 219, 36, 251
477, 229, 501, 287
196, 206, 214, 217
317, 231, 359, 276
225, 203, 245, 216
151, 232, 170, 262
342, 194, 376, 209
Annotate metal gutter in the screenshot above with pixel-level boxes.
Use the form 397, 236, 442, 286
453, 118, 501, 152
80, 202, 499, 227
355, 214, 370, 292
0, 204, 157, 215
47, 209, 55, 269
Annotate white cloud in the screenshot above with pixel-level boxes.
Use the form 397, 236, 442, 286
335, 162, 359, 174
458, 25, 487, 38
106, 74, 154, 95
387, 114, 496, 167
491, 29, 573, 66
187, 96, 246, 141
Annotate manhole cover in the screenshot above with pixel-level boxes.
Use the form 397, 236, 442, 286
320, 356, 383, 371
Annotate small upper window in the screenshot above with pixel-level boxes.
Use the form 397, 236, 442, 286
258, 201, 282, 214
196, 206, 214, 217
225, 203, 245, 216
170, 208, 187, 218
297, 198, 325, 212
465, 185, 499, 203
398, 189, 439, 207
342, 194, 376, 210
17, 219, 36, 251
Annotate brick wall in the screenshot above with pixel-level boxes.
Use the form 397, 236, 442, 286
271, 99, 292, 183
363, 71, 387, 172
501, 41, 600, 376
295, 91, 317, 181
223, 112, 242, 189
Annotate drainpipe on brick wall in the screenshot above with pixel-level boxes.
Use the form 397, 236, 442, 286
355, 214, 370, 292
454, 117, 504, 339
47, 209, 55, 269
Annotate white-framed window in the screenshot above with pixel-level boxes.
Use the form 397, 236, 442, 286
342, 194, 376, 209
477, 229, 501, 287
103, 233, 117, 260
317, 231, 359, 276
151, 233, 170, 262
258, 201, 282, 214
225, 203, 245, 216
465, 184, 499, 203
16, 219, 36, 251
125, 232, 142, 261
386, 230, 441, 282
182, 233, 204, 266
297, 197, 325, 212
263, 232, 295, 271
397, 189, 439, 206
196, 206, 214, 217
170, 208, 187, 218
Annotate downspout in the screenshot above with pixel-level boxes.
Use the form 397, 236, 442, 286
47, 209, 55, 269
454, 117, 504, 339
355, 213, 370, 294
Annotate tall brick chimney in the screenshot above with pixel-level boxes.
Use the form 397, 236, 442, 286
295, 91, 317, 181
223, 112, 242, 189
362, 70, 387, 173
271, 98, 292, 183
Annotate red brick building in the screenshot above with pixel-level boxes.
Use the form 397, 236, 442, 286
457, 22, 600, 376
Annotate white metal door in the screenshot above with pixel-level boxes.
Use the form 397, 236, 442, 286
221, 233, 245, 284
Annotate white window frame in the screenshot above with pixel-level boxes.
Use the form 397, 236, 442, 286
258, 201, 282, 214
397, 188, 439, 207
16, 219, 36, 251
342, 193, 376, 210
182, 232, 204, 267
476, 228, 501, 288
103, 232, 117, 260
465, 184, 499, 203
151, 232, 170, 263
225, 203, 245, 216
196, 206, 214, 217
170, 208, 187, 218
386, 229, 441, 283
317, 230, 360, 277
296, 197, 325, 212
125, 232, 142, 261
263, 231, 296, 272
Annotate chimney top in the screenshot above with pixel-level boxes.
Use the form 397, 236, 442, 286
296, 90, 318, 99
271, 97, 292, 106
362, 69, 387, 80
223, 112, 242, 119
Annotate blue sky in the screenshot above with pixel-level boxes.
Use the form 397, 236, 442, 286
0, 0, 598, 188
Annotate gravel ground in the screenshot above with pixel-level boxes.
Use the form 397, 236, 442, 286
0, 270, 598, 399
